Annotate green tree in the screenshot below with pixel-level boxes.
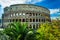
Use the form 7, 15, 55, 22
37, 22, 60, 40
25, 29, 40, 40
0, 31, 10, 40
4, 22, 28, 40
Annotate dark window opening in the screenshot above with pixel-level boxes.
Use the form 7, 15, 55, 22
16, 19, 18, 22
19, 19, 21, 22
33, 25, 35, 29
33, 19, 35, 22
22, 19, 25, 22
13, 19, 14, 22
30, 19, 32, 22
39, 13, 40, 15
26, 13, 28, 14
30, 25, 32, 28
39, 19, 40, 22
36, 19, 38, 22
33, 13, 35, 16
29, 13, 32, 16
36, 13, 37, 16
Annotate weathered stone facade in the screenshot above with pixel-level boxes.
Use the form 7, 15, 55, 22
2, 4, 51, 29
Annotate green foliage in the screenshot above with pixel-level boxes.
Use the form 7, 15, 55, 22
0, 21, 60, 40
37, 22, 60, 40
25, 29, 38, 40
0, 31, 10, 40
4, 22, 28, 40
4, 22, 39, 40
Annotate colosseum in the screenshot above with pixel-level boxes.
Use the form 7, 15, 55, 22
2, 4, 51, 29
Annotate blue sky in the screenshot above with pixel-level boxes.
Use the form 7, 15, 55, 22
0, 0, 60, 19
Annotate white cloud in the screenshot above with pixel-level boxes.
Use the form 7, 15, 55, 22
32, 0, 43, 4
50, 9, 60, 20
50, 16, 58, 19
49, 9, 60, 14
0, 0, 43, 7
0, 0, 43, 18
51, 17, 60, 20
27, 0, 43, 4
0, 0, 27, 7
27, 0, 32, 2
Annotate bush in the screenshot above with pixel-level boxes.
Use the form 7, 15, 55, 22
0, 21, 60, 40
37, 22, 60, 40
0, 31, 10, 40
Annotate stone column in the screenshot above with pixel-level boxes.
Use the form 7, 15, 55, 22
32, 24, 33, 29
35, 24, 36, 29
32, 18, 33, 22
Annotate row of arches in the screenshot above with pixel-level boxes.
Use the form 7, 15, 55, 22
10, 13, 42, 17
8, 18, 46, 22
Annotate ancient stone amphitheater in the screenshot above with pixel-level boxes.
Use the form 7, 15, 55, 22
2, 4, 51, 29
